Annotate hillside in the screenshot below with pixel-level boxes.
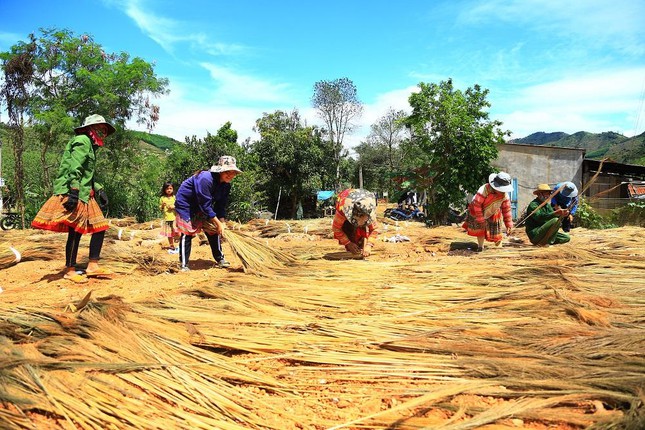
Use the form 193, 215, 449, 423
130, 130, 183, 153
509, 131, 645, 165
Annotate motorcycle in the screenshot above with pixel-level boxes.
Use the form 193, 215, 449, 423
0, 212, 20, 230
384, 204, 426, 222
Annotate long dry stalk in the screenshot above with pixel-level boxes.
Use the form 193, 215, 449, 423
222, 229, 296, 273
1, 225, 643, 429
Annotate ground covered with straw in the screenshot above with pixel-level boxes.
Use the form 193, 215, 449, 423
0, 210, 643, 430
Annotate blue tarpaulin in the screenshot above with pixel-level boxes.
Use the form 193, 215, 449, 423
317, 190, 335, 201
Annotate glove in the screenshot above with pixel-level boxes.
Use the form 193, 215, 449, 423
63, 189, 80, 212
97, 189, 109, 210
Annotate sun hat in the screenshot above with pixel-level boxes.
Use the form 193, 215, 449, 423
556, 181, 578, 198
342, 189, 377, 226
533, 183, 552, 195
74, 114, 116, 136
210, 155, 242, 174
488, 172, 513, 193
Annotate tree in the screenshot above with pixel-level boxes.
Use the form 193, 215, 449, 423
251, 110, 327, 218
164, 122, 258, 222
311, 77, 363, 188
403, 79, 509, 223
166, 122, 244, 182
361, 108, 408, 194
353, 139, 390, 193
0, 28, 169, 219
0, 43, 34, 228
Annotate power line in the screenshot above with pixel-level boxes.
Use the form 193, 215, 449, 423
634, 78, 645, 135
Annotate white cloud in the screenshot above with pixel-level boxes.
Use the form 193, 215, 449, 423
114, 0, 245, 56
461, 0, 645, 56
199, 63, 294, 105
493, 68, 645, 137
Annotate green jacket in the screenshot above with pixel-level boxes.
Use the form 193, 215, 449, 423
524, 197, 558, 241
52, 134, 103, 203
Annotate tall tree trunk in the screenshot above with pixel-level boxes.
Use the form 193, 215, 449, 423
11, 120, 26, 228
40, 129, 54, 194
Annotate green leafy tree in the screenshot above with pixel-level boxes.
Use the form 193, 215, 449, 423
353, 140, 390, 193
0, 28, 169, 222
0, 41, 35, 228
403, 79, 509, 223
165, 122, 245, 181
311, 77, 363, 188
355, 108, 408, 195
164, 122, 258, 222
251, 110, 327, 218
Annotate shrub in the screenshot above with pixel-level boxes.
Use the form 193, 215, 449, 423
575, 198, 617, 229
610, 201, 645, 227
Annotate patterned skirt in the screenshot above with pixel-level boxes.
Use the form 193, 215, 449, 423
32, 194, 109, 234
174, 212, 218, 236
462, 211, 503, 243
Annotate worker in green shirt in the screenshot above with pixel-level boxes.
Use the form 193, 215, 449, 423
32, 114, 115, 283
525, 184, 571, 246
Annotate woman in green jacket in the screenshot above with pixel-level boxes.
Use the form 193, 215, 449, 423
524, 184, 571, 246
32, 114, 115, 283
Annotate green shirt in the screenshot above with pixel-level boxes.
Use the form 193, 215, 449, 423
52, 134, 103, 203
524, 197, 558, 241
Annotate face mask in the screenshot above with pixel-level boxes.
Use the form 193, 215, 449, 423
87, 129, 104, 146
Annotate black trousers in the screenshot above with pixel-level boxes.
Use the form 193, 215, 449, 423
66, 227, 105, 268
561, 215, 572, 232
179, 232, 224, 267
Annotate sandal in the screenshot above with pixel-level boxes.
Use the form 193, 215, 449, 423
64, 272, 89, 284
85, 267, 114, 278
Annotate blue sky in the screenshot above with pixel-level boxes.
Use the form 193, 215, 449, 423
1, 0, 644, 149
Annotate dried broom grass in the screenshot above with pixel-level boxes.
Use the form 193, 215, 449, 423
103, 241, 173, 275
222, 229, 296, 273
0, 242, 61, 269
107, 216, 138, 227
0, 245, 21, 269
2, 225, 644, 429
105, 226, 161, 241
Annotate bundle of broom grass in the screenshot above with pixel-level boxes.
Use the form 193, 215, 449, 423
0, 242, 61, 269
222, 229, 297, 273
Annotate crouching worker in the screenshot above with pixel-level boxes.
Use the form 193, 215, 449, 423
174, 156, 242, 271
332, 189, 378, 257
551, 181, 578, 233
525, 184, 570, 246
462, 172, 514, 252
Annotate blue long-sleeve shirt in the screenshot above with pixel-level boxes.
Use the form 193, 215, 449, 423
551, 182, 578, 215
175, 171, 231, 221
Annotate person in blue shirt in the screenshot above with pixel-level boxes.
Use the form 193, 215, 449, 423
551, 181, 578, 233
174, 156, 242, 271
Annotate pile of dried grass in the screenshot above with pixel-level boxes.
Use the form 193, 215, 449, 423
107, 216, 138, 227
0, 230, 63, 269
246, 218, 334, 239
105, 225, 161, 242
103, 241, 174, 275
222, 229, 296, 273
1, 225, 643, 429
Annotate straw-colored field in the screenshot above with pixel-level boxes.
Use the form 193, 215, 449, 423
1, 212, 643, 429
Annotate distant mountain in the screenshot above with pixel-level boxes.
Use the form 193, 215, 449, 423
511, 132, 569, 146
508, 131, 645, 166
